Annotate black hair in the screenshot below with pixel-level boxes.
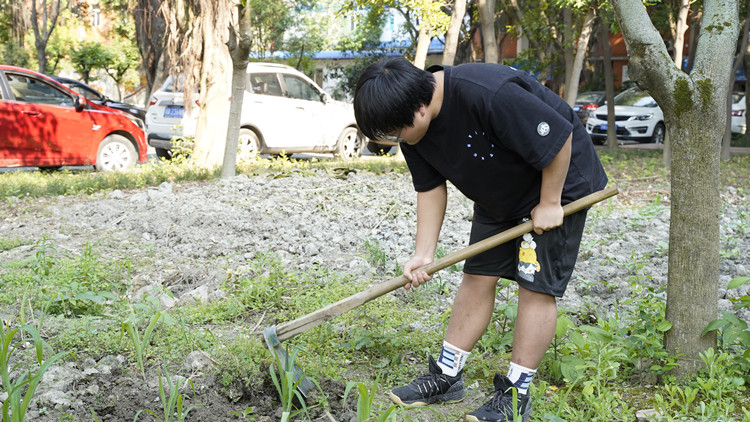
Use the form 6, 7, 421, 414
353, 57, 436, 140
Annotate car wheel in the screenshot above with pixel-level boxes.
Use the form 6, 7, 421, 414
238, 128, 261, 161
155, 147, 173, 160
591, 137, 605, 146
96, 134, 137, 172
650, 123, 666, 144
335, 127, 363, 161
367, 142, 393, 155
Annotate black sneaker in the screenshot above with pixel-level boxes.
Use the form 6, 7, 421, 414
465, 373, 532, 422
388, 355, 465, 406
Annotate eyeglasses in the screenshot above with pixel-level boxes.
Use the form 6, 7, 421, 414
382, 128, 405, 144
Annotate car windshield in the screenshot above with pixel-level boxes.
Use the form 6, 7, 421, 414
732, 93, 745, 104
576, 92, 602, 102
63, 82, 105, 101
614, 89, 657, 107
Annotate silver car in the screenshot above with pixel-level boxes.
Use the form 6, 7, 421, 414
586, 88, 666, 145
145, 77, 198, 159
145, 63, 364, 161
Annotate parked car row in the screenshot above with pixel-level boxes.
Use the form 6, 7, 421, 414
0, 62, 372, 173
578, 88, 747, 145
145, 62, 368, 161
0, 65, 148, 172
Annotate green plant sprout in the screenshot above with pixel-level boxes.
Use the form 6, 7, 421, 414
342, 377, 440, 421
133, 365, 202, 422
121, 310, 163, 379
0, 321, 68, 422
268, 345, 317, 422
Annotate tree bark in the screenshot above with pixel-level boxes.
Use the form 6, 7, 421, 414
162, 0, 232, 169
28, 0, 63, 74
671, 0, 690, 68
723, 10, 750, 161
477, 0, 498, 63
443, 0, 468, 66
565, 10, 596, 106
134, 0, 166, 106
600, 21, 618, 150
611, 0, 738, 378
221, 2, 252, 179
413, 24, 431, 69
192, 4, 232, 168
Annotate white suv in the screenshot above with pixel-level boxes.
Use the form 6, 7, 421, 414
145, 76, 198, 159
586, 88, 666, 145
145, 63, 364, 160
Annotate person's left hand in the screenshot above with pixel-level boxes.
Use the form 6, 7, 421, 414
530, 202, 564, 235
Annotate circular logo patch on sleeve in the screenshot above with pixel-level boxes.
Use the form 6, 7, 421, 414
537, 122, 551, 137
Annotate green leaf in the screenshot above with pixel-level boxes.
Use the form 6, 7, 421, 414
727, 276, 750, 290
702, 319, 728, 336
656, 321, 673, 332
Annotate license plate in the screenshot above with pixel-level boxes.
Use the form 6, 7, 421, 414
600, 124, 617, 131
164, 106, 184, 118
574, 106, 581, 111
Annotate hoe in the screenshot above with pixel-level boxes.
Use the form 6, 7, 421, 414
264, 186, 618, 396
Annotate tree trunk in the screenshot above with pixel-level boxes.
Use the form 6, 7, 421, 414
723, 10, 750, 161
687, 9, 702, 71
600, 21, 618, 150
611, 0, 738, 378
413, 24, 431, 69
565, 10, 596, 106
745, 37, 750, 140
28, 0, 62, 74
192, 5, 232, 168
134, 0, 166, 107
477, 0, 498, 63
443, 0, 468, 66
672, 0, 690, 68
221, 2, 252, 179
561, 9, 574, 101
163, 0, 233, 169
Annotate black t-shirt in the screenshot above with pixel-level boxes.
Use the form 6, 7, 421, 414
402, 63, 608, 221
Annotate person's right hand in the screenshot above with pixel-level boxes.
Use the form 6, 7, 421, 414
402, 255, 434, 290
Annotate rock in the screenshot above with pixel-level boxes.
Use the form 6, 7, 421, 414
184, 351, 212, 373
636, 408, 663, 421
38, 390, 72, 411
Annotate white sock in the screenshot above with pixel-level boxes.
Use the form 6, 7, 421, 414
436, 341, 471, 377
506, 362, 536, 395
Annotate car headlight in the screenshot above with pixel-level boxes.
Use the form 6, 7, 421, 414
125, 114, 146, 130
633, 113, 654, 121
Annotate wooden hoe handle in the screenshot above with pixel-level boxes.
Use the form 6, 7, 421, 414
274, 186, 618, 342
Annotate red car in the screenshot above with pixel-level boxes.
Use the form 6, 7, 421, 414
0, 65, 147, 171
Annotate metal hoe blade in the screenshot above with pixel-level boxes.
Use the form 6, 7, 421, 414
263, 326, 315, 397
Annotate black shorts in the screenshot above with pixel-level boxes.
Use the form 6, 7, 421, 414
463, 208, 588, 297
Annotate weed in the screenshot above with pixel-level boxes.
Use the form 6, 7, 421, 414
703, 276, 750, 372
30, 236, 56, 280
0, 237, 26, 252
342, 376, 439, 421
0, 321, 68, 422
229, 406, 257, 419
347, 312, 405, 368
121, 310, 164, 379
134, 364, 202, 422
363, 238, 388, 269
268, 345, 315, 422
